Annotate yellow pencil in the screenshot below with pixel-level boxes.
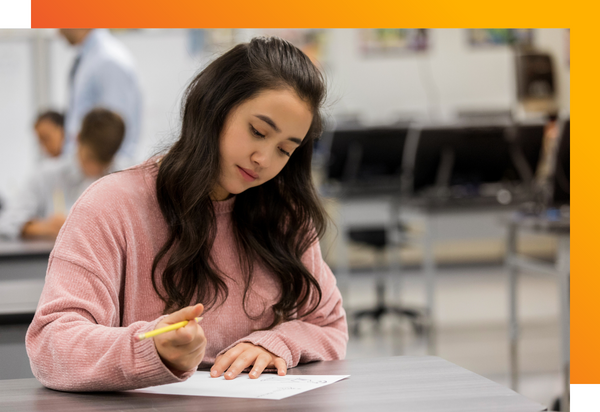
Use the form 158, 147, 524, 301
135, 317, 203, 342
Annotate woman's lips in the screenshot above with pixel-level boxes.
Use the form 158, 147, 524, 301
237, 166, 258, 182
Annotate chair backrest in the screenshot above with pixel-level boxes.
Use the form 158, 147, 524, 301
325, 126, 409, 184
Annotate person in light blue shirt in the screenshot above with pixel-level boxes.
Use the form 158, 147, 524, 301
59, 29, 142, 163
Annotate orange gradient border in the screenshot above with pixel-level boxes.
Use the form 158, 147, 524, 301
32, 0, 572, 28
30, 0, 588, 384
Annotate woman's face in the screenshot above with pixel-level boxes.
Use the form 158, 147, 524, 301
213, 89, 313, 201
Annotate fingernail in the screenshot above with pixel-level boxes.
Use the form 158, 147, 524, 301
210, 369, 218, 377
251, 370, 258, 377
226, 372, 233, 378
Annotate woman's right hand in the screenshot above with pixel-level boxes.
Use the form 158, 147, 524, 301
154, 304, 206, 374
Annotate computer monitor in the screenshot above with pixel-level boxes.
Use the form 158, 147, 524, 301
409, 124, 544, 198
326, 127, 408, 185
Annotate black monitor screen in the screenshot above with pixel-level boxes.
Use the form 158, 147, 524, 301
327, 128, 408, 182
412, 125, 543, 194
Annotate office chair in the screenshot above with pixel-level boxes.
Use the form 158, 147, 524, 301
322, 125, 427, 336
348, 224, 425, 335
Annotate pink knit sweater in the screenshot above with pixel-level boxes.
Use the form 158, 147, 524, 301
25, 163, 348, 392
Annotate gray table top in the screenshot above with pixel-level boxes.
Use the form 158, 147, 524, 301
0, 356, 545, 412
0, 240, 54, 258
509, 214, 570, 234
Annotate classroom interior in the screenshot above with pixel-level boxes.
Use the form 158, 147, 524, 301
0, 29, 570, 410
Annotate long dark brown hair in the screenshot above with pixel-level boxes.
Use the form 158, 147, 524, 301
152, 36, 328, 329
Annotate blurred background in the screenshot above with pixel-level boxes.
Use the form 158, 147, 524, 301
0, 29, 570, 410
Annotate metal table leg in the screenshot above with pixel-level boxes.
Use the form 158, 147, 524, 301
557, 235, 570, 412
507, 221, 519, 392
423, 215, 436, 355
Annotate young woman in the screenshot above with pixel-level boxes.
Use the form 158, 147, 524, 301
26, 36, 348, 392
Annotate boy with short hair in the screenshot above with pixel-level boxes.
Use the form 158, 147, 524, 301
0, 108, 126, 240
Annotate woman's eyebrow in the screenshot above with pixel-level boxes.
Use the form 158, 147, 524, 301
254, 114, 302, 145
254, 114, 281, 133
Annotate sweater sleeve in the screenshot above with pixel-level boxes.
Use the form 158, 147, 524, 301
218, 240, 348, 368
25, 178, 195, 392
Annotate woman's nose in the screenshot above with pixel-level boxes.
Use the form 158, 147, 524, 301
251, 147, 271, 169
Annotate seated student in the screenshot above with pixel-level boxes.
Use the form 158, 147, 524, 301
0, 108, 125, 240
26, 36, 348, 392
533, 113, 560, 207
34, 111, 65, 158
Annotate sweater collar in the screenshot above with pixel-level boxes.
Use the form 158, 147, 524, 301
212, 196, 235, 215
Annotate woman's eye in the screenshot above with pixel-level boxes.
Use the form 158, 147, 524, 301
250, 125, 265, 138
279, 148, 291, 157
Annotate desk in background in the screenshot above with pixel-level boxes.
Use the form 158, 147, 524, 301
322, 121, 545, 353
0, 240, 53, 320
399, 200, 518, 350
0, 356, 545, 412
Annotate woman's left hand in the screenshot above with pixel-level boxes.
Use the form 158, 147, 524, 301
210, 342, 287, 380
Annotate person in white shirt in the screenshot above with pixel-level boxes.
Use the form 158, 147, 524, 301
0, 108, 125, 240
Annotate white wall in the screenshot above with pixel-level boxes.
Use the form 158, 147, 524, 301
0, 37, 35, 200
326, 29, 517, 123
0, 29, 570, 201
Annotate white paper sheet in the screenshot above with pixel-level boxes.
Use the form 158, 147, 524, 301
131, 371, 349, 400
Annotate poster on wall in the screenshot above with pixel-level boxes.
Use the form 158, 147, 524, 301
359, 29, 429, 57
260, 29, 328, 66
187, 29, 238, 56
468, 29, 533, 47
